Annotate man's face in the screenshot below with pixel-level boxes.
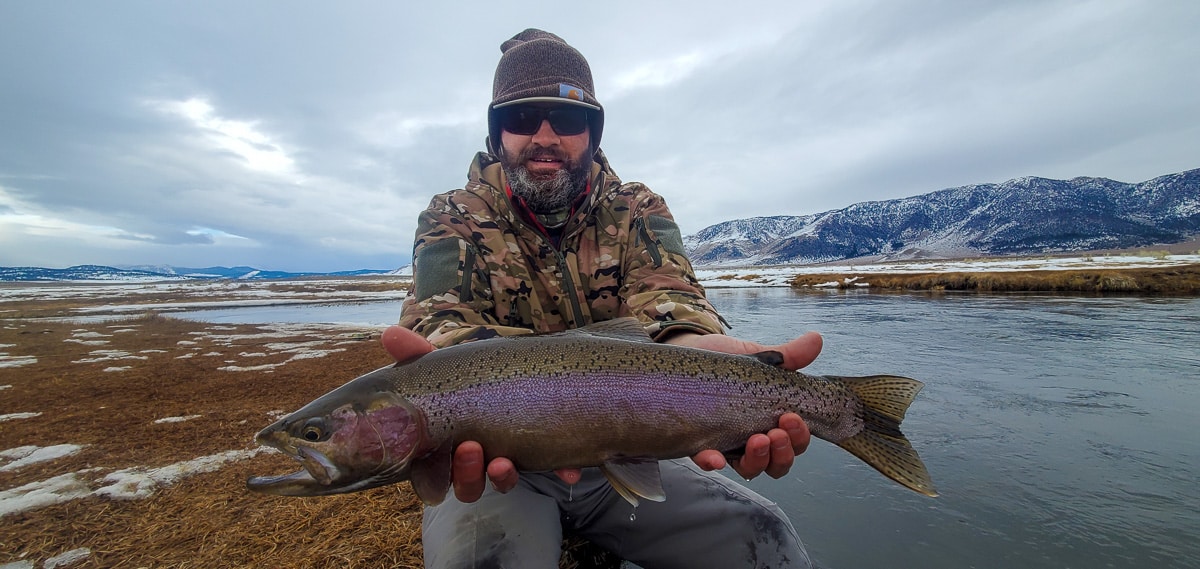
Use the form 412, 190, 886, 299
497, 103, 593, 213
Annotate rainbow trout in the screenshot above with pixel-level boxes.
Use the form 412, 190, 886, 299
247, 318, 937, 505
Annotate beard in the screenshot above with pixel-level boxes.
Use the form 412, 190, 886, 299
501, 145, 591, 214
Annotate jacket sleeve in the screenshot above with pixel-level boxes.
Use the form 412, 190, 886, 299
619, 188, 728, 340
398, 200, 535, 348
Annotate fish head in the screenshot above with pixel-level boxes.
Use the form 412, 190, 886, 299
246, 385, 426, 496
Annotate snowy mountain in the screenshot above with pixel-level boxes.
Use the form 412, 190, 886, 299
685, 168, 1200, 266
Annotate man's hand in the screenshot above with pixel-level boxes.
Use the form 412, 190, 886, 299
664, 331, 821, 479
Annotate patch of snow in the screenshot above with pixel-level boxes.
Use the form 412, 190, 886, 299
0, 412, 42, 422
153, 415, 201, 424
71, 350, 148, 364
44, 548, 91, 569
0, 385, 11, 390
0, 355, 38, 368
219, 363, 284, 372
0, 449, 270, 517
102, 366, 131, 372
94, 448, 266, 500
174, 353, 195, 359
0, 444, 85, 472
63, 339, 109, 346
0, 470, 98, 517
0, 560, 34, 569
70, 331, 110, 338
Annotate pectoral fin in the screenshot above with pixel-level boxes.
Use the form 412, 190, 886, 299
409, 441, 453, 505
599, 457, 666, 507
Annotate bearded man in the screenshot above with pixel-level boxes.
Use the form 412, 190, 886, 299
384, 29, 821, 568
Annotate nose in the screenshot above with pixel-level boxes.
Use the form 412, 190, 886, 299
530, 119, 560, 145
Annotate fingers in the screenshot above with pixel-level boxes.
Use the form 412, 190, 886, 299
691, 449, 728, 471
777, 331, 823, 370
452, 441, 521, 503
451, 441, 487, 502
779, 412, 811, 455
662, 330, 823, 372
381, 325, 434, 363
731, 433, 773, 479
726, 414, 811, 480
554, 468, 583, 485
486, 458, 519, 493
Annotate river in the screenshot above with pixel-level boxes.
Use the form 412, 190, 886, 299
175, 288, 1200, 569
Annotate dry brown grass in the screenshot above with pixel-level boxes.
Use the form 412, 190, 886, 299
1, 313, 426, 567
790, 264, 1200, 294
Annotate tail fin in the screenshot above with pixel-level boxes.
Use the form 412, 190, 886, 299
830, 375, 938, 497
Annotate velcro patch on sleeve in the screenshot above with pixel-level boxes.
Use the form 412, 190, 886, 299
646, 215, 686, 256
413, 238, 466, 302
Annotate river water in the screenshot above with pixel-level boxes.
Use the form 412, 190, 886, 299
176, 288, 1200, 569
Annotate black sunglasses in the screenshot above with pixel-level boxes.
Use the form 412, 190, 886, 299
498, 105, 590, 136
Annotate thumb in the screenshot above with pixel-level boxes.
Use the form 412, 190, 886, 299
381, 325, 434, 363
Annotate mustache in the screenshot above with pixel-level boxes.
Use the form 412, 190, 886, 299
521, 145, 568, 162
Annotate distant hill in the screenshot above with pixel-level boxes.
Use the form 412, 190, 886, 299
0, 265, 400, 282
685, 168, 1200, 266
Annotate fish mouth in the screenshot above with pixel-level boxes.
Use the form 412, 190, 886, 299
247, 446, 343, 496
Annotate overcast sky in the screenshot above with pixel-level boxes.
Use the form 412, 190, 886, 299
1, 1, 1197, 272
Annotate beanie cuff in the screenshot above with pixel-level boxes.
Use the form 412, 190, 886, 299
492, 96, 601, 111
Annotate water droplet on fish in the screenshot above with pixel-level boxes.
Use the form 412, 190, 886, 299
629, 512, 637, 522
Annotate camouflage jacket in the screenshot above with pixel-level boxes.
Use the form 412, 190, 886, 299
398, 150, 726, 348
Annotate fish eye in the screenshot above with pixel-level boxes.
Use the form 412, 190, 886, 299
300, 417, 326, 442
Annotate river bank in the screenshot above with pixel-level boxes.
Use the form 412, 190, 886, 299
786, 264, 1200, 293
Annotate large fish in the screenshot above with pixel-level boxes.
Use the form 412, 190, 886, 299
247, 318, 937, 505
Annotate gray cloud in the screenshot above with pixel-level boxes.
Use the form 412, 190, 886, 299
1, 0, 1197, 271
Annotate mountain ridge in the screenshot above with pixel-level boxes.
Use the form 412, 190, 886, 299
684, 168, 1200, 266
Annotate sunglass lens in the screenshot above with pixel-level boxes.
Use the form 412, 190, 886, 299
547, 109, 588, 135
500, 108, 542, 135
500, 106, 589, 136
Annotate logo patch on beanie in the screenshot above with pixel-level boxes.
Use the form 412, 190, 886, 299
559, 84, 584, 101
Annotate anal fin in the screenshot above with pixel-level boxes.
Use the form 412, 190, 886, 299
599, 457, 666, 507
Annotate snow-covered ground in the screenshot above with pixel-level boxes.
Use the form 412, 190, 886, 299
695, 254, 1200, 288
0, 277, 411, 319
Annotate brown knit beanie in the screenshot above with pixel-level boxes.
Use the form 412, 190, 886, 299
487, 29, 604, 155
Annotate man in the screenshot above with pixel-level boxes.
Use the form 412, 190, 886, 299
381, 29, 822, 568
